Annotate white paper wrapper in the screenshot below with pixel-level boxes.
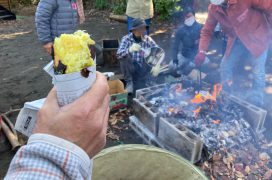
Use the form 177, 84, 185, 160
15, 61, 96, 137
15, 99, 45, 137
44, 60, 96, 106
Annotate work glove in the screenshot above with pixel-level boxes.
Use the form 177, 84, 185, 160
195, 52, 206, 67
173, 59, 178, 66
129, 43, 141, 53
143, 48, 151, 58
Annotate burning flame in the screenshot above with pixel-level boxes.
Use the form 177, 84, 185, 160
212, 120, 221, 124
168, 107, 175, 113
191, 84, 223, 104
212, 84, 223, 99
193, 107, 202, 117
191, 94, 206, 104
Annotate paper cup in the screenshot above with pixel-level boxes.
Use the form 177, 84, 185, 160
44, 61, 96, 106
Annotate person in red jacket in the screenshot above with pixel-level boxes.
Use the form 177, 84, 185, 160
195, 0, 272, 106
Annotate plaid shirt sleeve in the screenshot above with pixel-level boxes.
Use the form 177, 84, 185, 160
117, 34, 159, 63
117, 35, 131, 59
5, 134, 93, 180
146, 36, 157, 48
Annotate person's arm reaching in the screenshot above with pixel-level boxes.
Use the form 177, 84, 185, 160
5, 72, 110, 180
117, 36, 131, 59
199, 5, 218, 53
251, 0, 272, 25
195, 5, 218, 66
35, 0, 57, 54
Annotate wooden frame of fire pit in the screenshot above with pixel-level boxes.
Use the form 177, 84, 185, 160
133, 98, 159, 134
132, 83, 268, 163
158, 118, 203, 163
225, 94, 267, 134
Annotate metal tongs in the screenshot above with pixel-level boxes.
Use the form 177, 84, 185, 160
196, 65, 202, 93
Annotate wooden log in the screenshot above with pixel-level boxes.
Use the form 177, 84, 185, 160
2, 114, 17, 136
109, 14, 127, 23
3, 108, 21, 116
0, 119, 21, 150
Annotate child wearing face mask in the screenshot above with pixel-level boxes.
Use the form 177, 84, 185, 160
171, 7, 203, 75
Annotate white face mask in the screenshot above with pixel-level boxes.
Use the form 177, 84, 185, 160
184, 16, 195, 27
210, 0, 224, 5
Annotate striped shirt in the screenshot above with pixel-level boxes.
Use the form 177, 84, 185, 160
5, 134, 93, 180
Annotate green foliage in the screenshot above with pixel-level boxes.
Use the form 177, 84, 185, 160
95, 0, 108, 10
112, 0, 127, 15
154, 0, 176, 20
10, 0, 39, 6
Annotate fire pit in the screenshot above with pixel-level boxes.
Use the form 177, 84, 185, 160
132, 80, 267, 163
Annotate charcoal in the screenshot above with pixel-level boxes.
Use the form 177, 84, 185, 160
139, 82, 256, 156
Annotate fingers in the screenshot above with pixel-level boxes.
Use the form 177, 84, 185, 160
48, 48, 52, 55
72, 72, 109, 113
43, 87, 59, 111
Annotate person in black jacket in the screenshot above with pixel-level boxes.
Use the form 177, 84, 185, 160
172, 0, 197, 27
171, 7, 203, 75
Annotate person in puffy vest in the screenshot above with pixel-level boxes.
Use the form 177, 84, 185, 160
35, 0, 85, 56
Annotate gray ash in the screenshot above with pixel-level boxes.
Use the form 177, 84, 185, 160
141, 83, 255, 155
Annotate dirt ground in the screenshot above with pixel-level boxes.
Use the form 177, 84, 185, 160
0, 8, 171, 178
1, 7, 272, 179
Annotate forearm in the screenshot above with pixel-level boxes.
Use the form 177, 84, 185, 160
5, 134, 92, 180
117, 47, 130, 59
251, 0, 272, 11
199, 9, 217, 52
117, 36, 131, 59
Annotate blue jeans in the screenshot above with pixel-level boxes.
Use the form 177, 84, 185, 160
127, 16, 151, 35
220, 39, 268, 106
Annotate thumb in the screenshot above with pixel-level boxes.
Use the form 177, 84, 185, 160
43, 87, 59, 111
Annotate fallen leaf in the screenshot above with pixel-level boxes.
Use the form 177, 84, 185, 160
112, 125, 122, 130
235, 171, 245, 178
213, 153, 221, 161
263, 170, 272, 180
245, 166, 251, 174
235, 163, 244, 172
259, 153, 270, 161
107, 132, 119, 140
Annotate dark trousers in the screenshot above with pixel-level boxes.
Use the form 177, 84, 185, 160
119, 57, 151, 86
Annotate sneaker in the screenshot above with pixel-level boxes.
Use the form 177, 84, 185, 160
125, 82, 134, 94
